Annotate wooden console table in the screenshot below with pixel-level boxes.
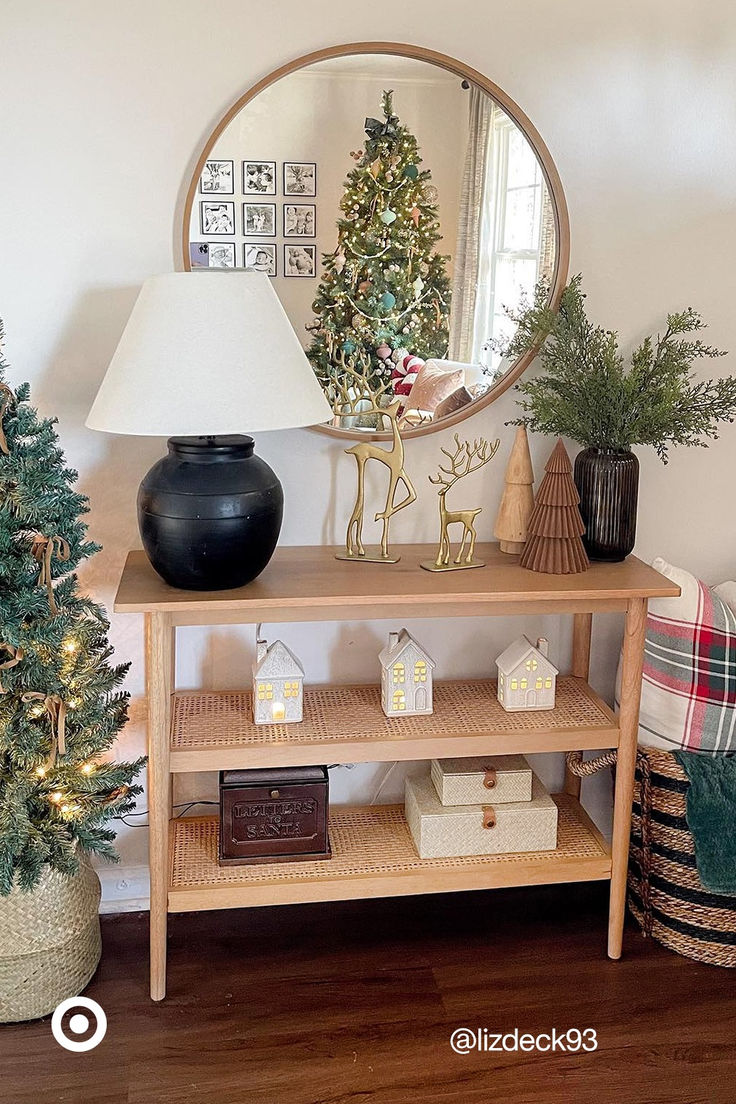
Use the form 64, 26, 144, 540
114, 543, 678, 1001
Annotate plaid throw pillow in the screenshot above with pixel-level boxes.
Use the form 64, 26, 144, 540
616, 558, 736, 755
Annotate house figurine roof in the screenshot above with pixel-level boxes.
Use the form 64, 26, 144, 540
379, 629, 436, 669
253, 639, 305, 680
496, 635, 559, 675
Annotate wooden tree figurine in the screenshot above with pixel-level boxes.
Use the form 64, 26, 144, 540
494, 426, 535, 554
520, 439, 589, 574
421, 434, 500, 572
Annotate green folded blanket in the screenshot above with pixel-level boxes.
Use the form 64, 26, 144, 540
675, 751, 736, 896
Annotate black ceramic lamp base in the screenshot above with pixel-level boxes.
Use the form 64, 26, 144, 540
137, 435, 283, 591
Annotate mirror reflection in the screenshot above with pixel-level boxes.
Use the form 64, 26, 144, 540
186, 53, 561, 435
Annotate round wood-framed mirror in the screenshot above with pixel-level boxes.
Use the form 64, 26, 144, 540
181, 42, 570, 440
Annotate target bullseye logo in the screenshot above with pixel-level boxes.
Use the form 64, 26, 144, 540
51, 996, 107, 1052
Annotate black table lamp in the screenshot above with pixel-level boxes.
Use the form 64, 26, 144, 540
86, 271, 333, 590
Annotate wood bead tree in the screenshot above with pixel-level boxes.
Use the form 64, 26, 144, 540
520, 439, 589, 574
494, 426, 535, 554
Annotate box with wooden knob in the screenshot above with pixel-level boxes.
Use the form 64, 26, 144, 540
405, 772, 558, 860
430, 754, 533, 806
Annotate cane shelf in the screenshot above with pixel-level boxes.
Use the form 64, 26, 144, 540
114, 542, 679, 1000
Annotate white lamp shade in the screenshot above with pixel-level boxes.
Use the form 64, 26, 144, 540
86, 271, 333, 435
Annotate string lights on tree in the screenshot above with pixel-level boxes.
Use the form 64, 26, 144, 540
307, 90, 451, 403
0, 321, 144, 896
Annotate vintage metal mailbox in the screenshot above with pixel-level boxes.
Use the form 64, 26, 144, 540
219, 765, 331, 865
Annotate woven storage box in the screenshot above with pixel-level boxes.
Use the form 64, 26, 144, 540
431, 754, 532, 806
405, 772, 557, 860
0, 860, 101, 1023
628, 746, 736, 968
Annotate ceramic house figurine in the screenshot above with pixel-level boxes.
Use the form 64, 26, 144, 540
379, 629, 435, 716
495, 636, 558, 712
252, 633, 304, 724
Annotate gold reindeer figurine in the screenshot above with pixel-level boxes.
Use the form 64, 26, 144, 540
421, 434, 500, 572
331, 350, 417, 563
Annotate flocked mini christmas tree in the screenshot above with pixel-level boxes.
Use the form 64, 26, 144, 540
307, 90, 451, 400
520, 439, 589, 574
0, 325, 143, 895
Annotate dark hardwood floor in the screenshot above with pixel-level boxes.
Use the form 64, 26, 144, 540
0, 884, 733, 1104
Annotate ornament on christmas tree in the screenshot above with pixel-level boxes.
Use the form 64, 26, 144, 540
421, 435, 500, 572
520, 440, 589, 574
376, 342, 393, 364
413, 276, 425, 298
307, 89, 451, 406
0, 322, 143, 897
411, 206, 421, 227
404, 164, 419, 180
494, 426, 535, 554
423, 184, 439, 204
342, 340, 356, 354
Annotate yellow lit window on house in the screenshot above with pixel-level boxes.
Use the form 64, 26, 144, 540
511, 678, 518, 691
520, 678, 528, 690
283, 680, 300, 698
257, 682, 273, 701
526, 658, 538, 671
414, 660, 427, 683
536, 677, 543, 690
392, 689, 406, 711
545, 677, 553, 689
393, 663, 405, 684
499, 673, 504, 687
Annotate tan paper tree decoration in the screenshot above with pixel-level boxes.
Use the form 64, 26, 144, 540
520, 439, 589, 574
494, 426, 535, 554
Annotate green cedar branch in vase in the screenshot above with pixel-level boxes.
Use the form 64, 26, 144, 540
0, 322, 145, 896
504, 275, 734, 560
507, 274, 734, 462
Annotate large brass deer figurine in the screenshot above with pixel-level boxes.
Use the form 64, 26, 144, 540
331, 351, 417, 563
421, 434, 500, 572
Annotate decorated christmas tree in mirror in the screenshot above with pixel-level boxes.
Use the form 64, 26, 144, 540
307, 90, 451, 428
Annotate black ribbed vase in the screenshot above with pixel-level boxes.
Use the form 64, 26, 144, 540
573, 448, 639, 562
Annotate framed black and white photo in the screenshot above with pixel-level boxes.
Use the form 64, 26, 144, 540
283, 203, 316, 237
244, 243, 277, 277
284, 244, 316, 278
199, 159, 234, 194
200, 200, 235, 235
283, 161, 316, 196
208, 242, 236, 268
243, 161, 276, 196
243, 202, 276, 236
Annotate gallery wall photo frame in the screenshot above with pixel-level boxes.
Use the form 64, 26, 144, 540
243, 160, 277, 196
243, 202, 277, 236
283, 161, 317, 196
283, 203, 316, 237
244, 242, 277, 277
284, 243, 316, 278
200, 200, 236, 235
207, 242, 236, 268
199, 159, 234, 194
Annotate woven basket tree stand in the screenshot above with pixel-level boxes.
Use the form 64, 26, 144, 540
567, 747, 736, 967
0, 860, 101, 1022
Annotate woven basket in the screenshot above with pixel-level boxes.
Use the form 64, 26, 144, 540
0, 860, 101, 1022
628, 746, 736, 968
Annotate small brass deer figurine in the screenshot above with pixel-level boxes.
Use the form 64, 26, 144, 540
331, 350, 416, 563
421, 434, 500, 572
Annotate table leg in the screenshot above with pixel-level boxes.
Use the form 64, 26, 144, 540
608, 597, 647, 959
145, 612, 174, 1000
564, 612, 593, 798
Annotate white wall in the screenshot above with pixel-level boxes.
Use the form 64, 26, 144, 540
2, 0, 735, 909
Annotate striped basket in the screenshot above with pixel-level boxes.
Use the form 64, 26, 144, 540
628, 746, 736, 968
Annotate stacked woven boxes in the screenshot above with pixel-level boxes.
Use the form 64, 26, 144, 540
405, 755, 558, 859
